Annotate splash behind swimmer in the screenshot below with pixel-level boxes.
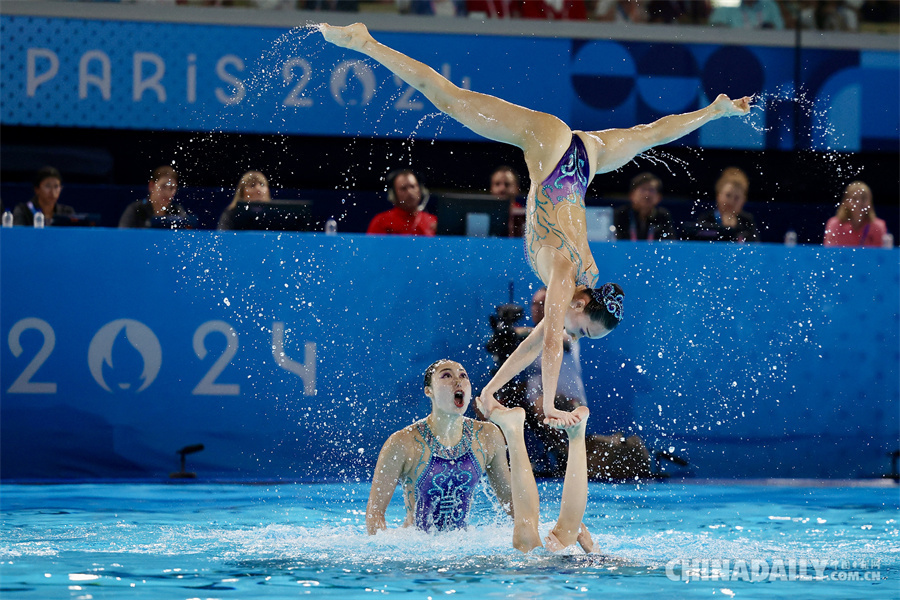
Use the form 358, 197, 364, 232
321, 23, 751, 426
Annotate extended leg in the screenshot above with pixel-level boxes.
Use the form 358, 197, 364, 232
546, 406, 590, 550
321, 24, 568, 155
480, 400, 542, 553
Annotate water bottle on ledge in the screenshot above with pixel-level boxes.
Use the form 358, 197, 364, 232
325, 218, 337, 235
33, 212, 45, 229
2, 211, 12, 228
784, 230, 797, 247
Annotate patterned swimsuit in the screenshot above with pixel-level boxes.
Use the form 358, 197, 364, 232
526, 134, 599, 288
413, 419, 482, 532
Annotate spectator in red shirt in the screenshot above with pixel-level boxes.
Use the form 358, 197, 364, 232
367, 170, 437, 236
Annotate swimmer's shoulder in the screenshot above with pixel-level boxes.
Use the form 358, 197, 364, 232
468, 417, 504, 447
383, 421, 425, 454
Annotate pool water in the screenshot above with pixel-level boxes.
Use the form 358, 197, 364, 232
0, 481, 896, 599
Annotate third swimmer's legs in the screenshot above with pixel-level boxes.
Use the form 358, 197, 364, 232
546, 406, 590, 550
482, 401, 543, 553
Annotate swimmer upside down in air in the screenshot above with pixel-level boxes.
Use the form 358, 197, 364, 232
321, 23, 751, 427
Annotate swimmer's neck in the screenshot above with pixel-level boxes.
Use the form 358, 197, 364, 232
425, 412, 465, 447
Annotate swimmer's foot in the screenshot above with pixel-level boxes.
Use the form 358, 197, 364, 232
319, 23, 373, 51
561, 406, 590, 439
481, 402, 526, 438
543, 405, 586, 429
544, 530, 567, 553
576, 522, 596, 554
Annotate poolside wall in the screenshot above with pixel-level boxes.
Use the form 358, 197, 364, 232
1, 229, 897, 481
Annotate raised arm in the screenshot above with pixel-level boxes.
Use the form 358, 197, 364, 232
365, 431, 409, 535
537, 260, 579, 427
480, 319, 546, 416
585, 94, 751, 174
320, 23, 568, 154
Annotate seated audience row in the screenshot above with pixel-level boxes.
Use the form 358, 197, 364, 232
178, 0, 894, 32
2, 163, 892, 248
613, 168, 759, 242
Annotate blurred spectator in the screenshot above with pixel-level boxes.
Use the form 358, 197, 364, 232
398, 0, 466, 16
218, 170, 271, 230
12, 166, 74, 227
490, 165, 526, 237
613, 172, 677, 241
367, 169, 437, 236
688, 167, 759, 242
299, 0, 360, 10
592, 0, 648, 21
817, 0, 863, 30
510, 0, 587, 19
118, 166, 192, 228
467, 0, 513, 18
709, 0, 785, 29
823, 181, 889, 247
645, 0, 711, 23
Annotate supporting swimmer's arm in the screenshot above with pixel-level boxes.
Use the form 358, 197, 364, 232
320, 23, 566, 153
587, 94, 751, 173
365, 432, 409, 535
539, 268, 579, 427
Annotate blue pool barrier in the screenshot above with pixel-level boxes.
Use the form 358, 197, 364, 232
1, 229, 897, 480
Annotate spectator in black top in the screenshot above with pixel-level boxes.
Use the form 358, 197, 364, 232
613, 172, 677, 241
13, 166, 74, 226
118, 166, 191, 228
218, 170, 271, 230
690, 167, 759, 243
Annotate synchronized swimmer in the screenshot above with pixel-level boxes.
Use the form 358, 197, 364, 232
366, 359, 595, 554
321, 22, 751, 553
321, 23, 751, 428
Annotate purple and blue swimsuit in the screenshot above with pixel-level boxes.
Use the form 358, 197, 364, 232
526, 134, 598, 288
413, 419, 482, 532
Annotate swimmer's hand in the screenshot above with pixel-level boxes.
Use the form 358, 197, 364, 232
475, 394, 503, 420
711, 93, 751, 117
366, 511, 386, 535
320, 23, 373, 51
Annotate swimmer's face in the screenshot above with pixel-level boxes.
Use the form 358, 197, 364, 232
490, 170, 520, 201
393, 173, 422, 213
424, 361, 471, 413
564, 301, 611, 341
629, 182, 661, 215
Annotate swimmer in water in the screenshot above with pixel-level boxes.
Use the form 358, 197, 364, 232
365, 359, 513, 534
321, 23, 751, 427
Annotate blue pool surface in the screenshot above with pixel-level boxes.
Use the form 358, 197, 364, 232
0, 481, 896, 599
